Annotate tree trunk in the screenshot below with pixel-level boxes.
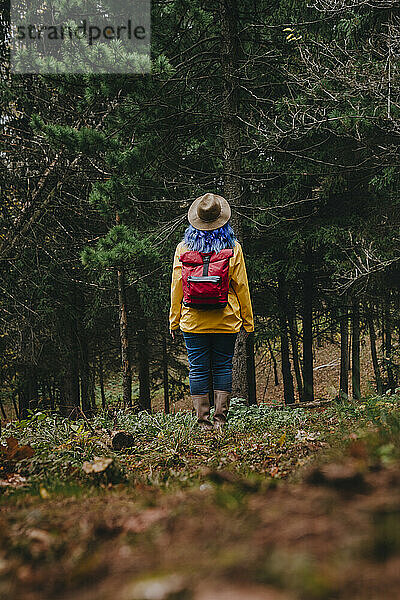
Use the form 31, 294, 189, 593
0, 396, 7, 420
79, 327, 91, 414
288, 308, 303, 401
219, 0, 255, 402
329, 309, 336, 343
267, 338, 279, 386
99, 352, 106, 410
12, 391, 19, 419
348, 328, 352, 371
162, 328, 170, 414
63, 354, 80, 415
219, 0, 241, 216
61, 284, 80, 414
246, 333, 257, 405
30, 369, 39, 409
131, 286, 151, 412
339, 301, 349, 400
231, 333, 247, 399
62, 336, 80, 415
18, 389, 26, 419
46, 381, 55, 411
351, 298, 361, 401
116, 212, 132, 408
384, 301, 395, 390
381, 307, 385, 360
89, 365, 96, 412
278, 276, 295, 404
301, 264, 314, 402
51, 381, 56, 411
117, 266, 132, 408
315, 315, 322, 348
18, 368, 31, 419
117, 265, 132, 408
138, 317, 151, 412
367, 305, 383, 395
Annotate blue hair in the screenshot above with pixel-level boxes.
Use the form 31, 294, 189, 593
183, 222, 236, 253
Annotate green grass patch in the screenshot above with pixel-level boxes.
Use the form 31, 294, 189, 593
1, 394, 400, 500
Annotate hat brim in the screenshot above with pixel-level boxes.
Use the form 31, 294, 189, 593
187, 195, 231, 231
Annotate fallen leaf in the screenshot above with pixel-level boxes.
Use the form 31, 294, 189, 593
6, 437, 18, 451
277, 433, 286, 447
0, 437, 35, 464
39, 485, 50, 499
82, 456, 113, 474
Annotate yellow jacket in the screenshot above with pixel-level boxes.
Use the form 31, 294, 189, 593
169, 240, 254, 334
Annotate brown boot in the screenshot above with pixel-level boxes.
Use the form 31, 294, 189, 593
191, 393, 213, 430
213, 390, 231, 429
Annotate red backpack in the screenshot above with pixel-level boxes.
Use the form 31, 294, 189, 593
179, 248, 234, 310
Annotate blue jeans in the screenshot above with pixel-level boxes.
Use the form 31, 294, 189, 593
182, 332, 238, 395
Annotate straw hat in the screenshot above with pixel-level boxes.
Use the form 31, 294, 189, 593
188, 193, 231, 231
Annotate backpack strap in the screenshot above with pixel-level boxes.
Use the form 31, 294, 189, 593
201, 253, 212, 276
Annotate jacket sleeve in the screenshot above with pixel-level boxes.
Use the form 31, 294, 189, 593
169, 243, 183, 331
230, 243, 254, 333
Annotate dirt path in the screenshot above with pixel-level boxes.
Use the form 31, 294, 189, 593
1, 454, 400, 600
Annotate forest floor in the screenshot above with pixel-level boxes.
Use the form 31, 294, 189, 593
1, 393, 400, 599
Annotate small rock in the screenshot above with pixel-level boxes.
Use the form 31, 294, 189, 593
112, 431, 135, 451
123, 573, 191, 600
199, 483, 212, 492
